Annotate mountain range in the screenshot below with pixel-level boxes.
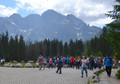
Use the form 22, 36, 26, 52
0, 9, 101, 42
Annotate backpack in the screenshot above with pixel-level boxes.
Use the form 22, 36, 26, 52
105, 57, 113, 64
105, 57, 112, 62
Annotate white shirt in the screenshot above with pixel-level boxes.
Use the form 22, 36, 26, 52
81, 59, 87, 67
86, 58, 89, 63
118, 60, 120, 64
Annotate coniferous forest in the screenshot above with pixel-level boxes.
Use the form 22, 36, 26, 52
0, 28, 113, 62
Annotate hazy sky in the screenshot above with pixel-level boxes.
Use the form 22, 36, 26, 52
0, 0, 117, 27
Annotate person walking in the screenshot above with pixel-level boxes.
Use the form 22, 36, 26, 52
81, 56, 88, 78
37, 55, 43, 70
47, 57, 50, 68
86, 56, 89, 69
94, 57, 97, 69
67, 57, 70, 67
97, 57, 102, 69
71, 57, 75, 68
56, 56, 63, 74
104, 54, 113, 77
53, 57, 57, 68
89, 55, 94, 70
75, 57, 80, 69
49, 57, 53, 69
118, 59, 120, 69
42, 57, 46, 70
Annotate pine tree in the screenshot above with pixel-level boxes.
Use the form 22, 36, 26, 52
9, 36, 15, 61
18, 35, 26, 62
46, 39, 50, 58
42, 39, 48, 57
1, 31, 9, 60
106, 0, 120, 58
63, 42, 68, 57
69, 39, 76, 56
75, 39, 84, 56
14, 35, 19, 61
57, 41, 63, 56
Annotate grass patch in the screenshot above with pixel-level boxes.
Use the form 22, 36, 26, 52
116, 70, 120, 80
88, 79, 90, 84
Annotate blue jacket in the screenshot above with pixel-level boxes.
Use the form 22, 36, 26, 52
104, 57, 113, 66
59, 58, 63, 62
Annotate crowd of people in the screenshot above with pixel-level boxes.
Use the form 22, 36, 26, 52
37, 55, 120, 77
0, 55, 120, 78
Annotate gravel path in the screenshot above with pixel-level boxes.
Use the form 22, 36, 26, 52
99, 69, 120, 84
0, 67, 96, 84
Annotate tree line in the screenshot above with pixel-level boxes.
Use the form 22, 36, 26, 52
1, 0, 120, 62
85, 28, 113, 57
0, 28, 114, 62
0, 31, 26, 62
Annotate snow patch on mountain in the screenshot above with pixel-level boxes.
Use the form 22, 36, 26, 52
20, 29, 27, 33
11, 22, 16, 25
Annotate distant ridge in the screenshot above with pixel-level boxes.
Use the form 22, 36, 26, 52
0, 9, 101, 42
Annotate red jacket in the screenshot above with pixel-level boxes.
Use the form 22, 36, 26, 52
71, 57, 75, 63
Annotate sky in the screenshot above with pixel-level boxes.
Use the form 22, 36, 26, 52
0, 0, 117, 27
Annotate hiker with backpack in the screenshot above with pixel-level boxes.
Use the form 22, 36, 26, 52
104, 54, 114, 77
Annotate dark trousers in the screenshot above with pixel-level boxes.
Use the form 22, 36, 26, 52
87, 63, 89, 69
98, 64, 101, 69
72, 62, 74, 68
76, 62, 80, 69
56, 67, 61, 73
90, 63, 94, 70
106, 66, 112, 76
76, 64, 80, 69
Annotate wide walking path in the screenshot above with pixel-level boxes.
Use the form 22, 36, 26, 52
0, 67, 97, 84
99, 69, 120, 84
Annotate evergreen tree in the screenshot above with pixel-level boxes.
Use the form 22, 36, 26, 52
69, 39, 76, 56
57, 41, 63, 56
14, 35, 19, 61
26, 41, 35, 61
50, 39, 58, 57
9, 36, 15, 61
63, 42, 68, 57
106, 0, 120, 58
46, 39, 50, 58
4, 31, 9, 58
75, 39, 84, 56
42, 39, 48, 57
1, 32, 9, 60
19, 35, 26, 62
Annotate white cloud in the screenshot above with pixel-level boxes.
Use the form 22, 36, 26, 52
83, 4, 110, 17
15, 0, 114, 15
15, 0, 115, 27
89, 17, 114, 27
0, 5, 18, 16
